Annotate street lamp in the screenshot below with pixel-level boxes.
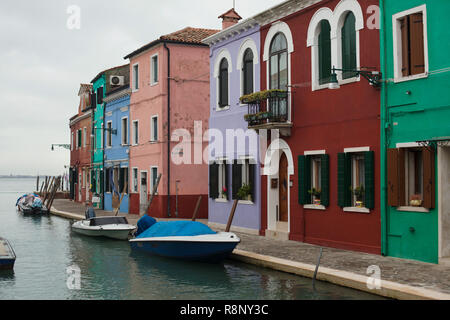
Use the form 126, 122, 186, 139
328, 66, 382, 90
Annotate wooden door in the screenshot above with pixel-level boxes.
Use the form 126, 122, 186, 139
279, 153, 288, 222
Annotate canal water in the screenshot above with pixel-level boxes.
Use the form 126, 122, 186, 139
0, 178, 385, 300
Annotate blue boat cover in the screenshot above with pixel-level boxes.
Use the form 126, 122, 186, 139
136, 220, 217, 239
135, 215, 158, 237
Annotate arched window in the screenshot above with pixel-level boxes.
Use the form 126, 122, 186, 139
341, 12, 357, 79
242, 48, 254, 95
218, 58, 229, 107
269, 33, 288, 90
318, 20, 332, 85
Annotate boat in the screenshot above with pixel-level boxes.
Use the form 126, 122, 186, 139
72, 216, 137, 240
0, 237, 16, 270
129, 216, 241, 263
16, 193, 49, 215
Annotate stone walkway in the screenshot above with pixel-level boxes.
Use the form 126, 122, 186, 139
51, 199, 450, 299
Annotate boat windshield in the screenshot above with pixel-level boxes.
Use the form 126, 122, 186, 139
89, 217, 129, 226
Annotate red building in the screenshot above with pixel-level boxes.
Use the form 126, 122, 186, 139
69, 84, 93, 204
250, 0, 381, 254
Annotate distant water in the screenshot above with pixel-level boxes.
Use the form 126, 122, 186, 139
0, 178, 385, 300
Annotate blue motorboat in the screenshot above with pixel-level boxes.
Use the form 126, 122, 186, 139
129, 216, 240, 263
0, 237, 16, 270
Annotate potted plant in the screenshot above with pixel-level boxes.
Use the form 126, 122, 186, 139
410, 194, 423, 207
351, 186, 365, 208
308, 188, 322, 205
221, 187, 228, 200
237, 184, 252, 201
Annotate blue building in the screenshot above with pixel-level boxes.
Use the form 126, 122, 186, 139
103, 83, 131, 214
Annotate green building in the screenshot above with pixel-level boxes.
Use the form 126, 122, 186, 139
380, 0, 450, 264
90, 64, 130, 209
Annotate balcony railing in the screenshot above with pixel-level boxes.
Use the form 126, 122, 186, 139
241, 90, 290, 128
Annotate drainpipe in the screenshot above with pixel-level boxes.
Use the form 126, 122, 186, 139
380, 0, 389, 256
102, 81, 105, 211
164, 42, 172, 218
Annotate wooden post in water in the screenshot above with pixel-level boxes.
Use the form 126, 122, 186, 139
142, 174, 162, 217
192, 196, 202, 221
114, 181, 128, 217
43, 177, 55, 204
225, 199, 239, 233
47, 176, 61, 211
36, 176, 40, 193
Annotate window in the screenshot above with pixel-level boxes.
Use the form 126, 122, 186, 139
341, 12, 357, 79
338, 150, 374, 210
105, 168, 112, 193
132, 168, 138, 193
97, 87, 104, 105
71, 132, 74, 151
83, 128, 87, 148
209, 161, 229, 201
318, 20, 332, 85
100, 124, 104, 149
298, 154, 330, 207
133, 64, 139, 91
151, 55, 159, 85
242, 49, 254, 96
218, 59, 229, 108
232, 159, 256, 202
387, 147, 435, 209
77, 129, 82, 149
121, 118, 128, 145
393, 6, 427, 80
106, 121, 112, 148
132, 120, 139, 145
150, 167, 158, 193
269, 33, 288, 91
151, 116, 158, 142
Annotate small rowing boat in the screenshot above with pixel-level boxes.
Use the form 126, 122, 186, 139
0, 237, 16, 270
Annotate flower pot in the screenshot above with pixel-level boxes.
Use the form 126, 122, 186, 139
355, 201, 364, 208
314, 199, 321, 206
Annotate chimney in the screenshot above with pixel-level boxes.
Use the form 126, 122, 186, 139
218, 8, 242, 30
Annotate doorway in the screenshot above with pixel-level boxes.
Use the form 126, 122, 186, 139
140, 171, 148, 214
279, 153, 289, 223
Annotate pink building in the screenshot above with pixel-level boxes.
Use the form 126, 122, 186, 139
124, 27, 218, 218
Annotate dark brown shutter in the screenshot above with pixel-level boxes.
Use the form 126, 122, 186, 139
423, 148, 435, 209
409, 13, 425, 75
400, 17, 411, 77
232, 160, 242, 200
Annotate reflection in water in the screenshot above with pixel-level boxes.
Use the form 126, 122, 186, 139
0, 179, 385, 300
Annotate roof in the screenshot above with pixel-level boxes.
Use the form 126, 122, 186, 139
124, 27, 219, 59
91, 64, 130, 84
218, 8, 243, 20
78, 83, 92, 96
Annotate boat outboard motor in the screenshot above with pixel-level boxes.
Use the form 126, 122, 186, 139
135, 215, 157, 237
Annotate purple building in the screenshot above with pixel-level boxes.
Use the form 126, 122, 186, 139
203, 9, 261, 235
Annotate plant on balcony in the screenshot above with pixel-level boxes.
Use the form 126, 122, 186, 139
240, 89, 287, 104
237, 184, 252, 201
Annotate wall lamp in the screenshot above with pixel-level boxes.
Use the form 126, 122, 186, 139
329, 66, 382, 90
51, 144, 71, 151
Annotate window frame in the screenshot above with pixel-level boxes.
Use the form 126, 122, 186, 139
132, 120, 139, 146
218, 58, 229, 109
150, 54, 159, 86
269, 32, 289, 91
242, 48, 254, 97
392, 4, 428, 83
150, 115, 158, 142
121, 117, 129, 146
132, 168, 139, 193
132, 63, 140, 92
106, 121, 112, 148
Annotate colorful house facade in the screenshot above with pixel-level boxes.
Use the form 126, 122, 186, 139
124, 27, 218, 218
203, 10, 263, 234
380, 0, 450, 264
90, 64, 130, 209
239, 0, 382, 254
69, 84, 93, 204
103, 70, 131, 214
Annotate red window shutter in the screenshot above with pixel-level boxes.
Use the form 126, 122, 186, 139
387, 149, 399, 207
400, 17, 410, 77
422, 148, 435, 209
409, 13, 425, 75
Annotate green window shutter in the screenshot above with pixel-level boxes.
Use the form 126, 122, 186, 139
321, 154, 330, 207
209, 163, 219, 199
342, 12, 357, 79
249, 163, 256, 202
338, 153, 351, 207
298, 156, 311, 205
232, 160, 243, 200
319, 20, 332, 85
364, 151, 375, 210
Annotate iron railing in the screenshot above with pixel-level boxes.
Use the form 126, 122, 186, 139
243, 90, 289, 127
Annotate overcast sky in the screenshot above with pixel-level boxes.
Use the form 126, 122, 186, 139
0, 0, 283, 176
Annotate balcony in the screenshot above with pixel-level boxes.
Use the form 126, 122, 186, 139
241, 90, 292, 136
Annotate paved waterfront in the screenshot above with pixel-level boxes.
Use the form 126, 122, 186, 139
52, 199, 450, 299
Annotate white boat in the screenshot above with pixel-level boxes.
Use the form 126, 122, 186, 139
72, 216, 136, 240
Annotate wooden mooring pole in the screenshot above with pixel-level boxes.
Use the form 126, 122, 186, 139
142, 174, 162, 217
192, 196, 202, 222
225, 199, 239, 233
